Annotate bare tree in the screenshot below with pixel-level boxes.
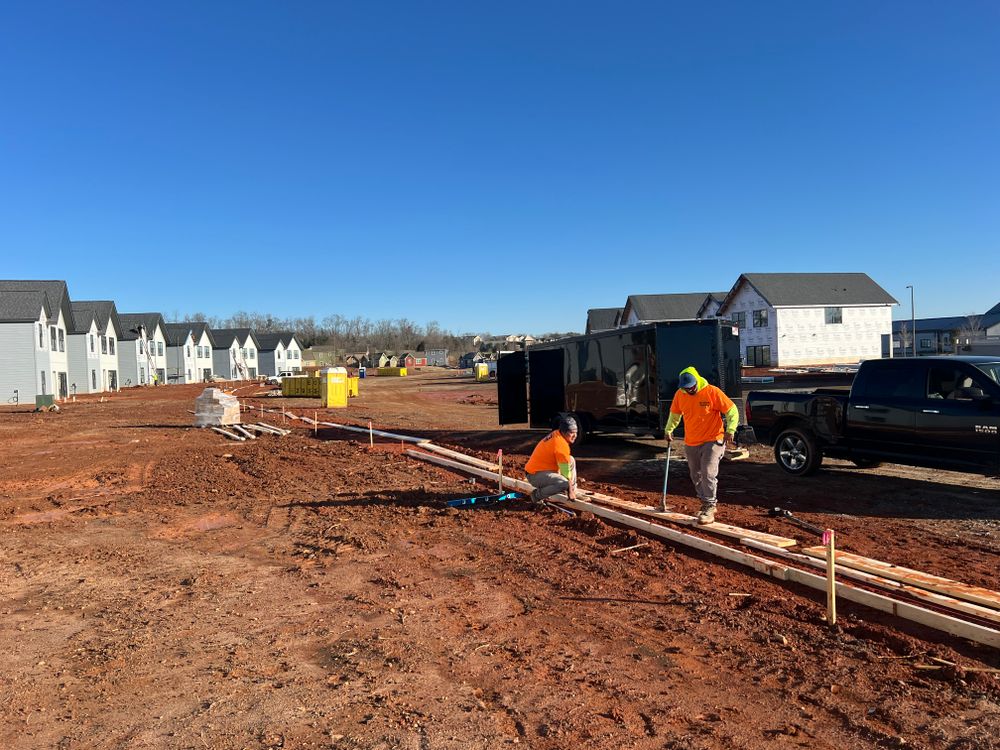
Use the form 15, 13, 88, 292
897, 323, 912, 357
958, 315, 984, 351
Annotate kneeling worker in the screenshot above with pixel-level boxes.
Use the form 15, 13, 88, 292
525, 415, 578, 506
665, 366, 738, 525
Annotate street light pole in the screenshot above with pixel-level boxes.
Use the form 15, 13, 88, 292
905, 285, 915, 357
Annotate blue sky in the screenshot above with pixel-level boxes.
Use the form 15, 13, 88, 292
1, 2, 997, 333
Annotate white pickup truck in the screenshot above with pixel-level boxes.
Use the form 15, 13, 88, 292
265, 370, 297, 386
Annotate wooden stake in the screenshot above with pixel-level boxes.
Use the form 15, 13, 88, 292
497, 449, 503, 494
282, 405, 285, 424
369, 420, 374, 447
314, 411, 318, 435
824, 529, 837, 627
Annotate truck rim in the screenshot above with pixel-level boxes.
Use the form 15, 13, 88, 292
778, 434, 808, 470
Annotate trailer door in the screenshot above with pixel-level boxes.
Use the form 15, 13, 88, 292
497, 351, 528, 425
528, 349, 566, 428
623, 344, 655, 431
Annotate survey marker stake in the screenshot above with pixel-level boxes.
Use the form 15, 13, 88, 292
824, 528, 837, 627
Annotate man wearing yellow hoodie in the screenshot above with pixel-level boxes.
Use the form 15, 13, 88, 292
664, 366, 739, 524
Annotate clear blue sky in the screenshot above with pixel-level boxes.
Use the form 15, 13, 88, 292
2, 2, 998, 333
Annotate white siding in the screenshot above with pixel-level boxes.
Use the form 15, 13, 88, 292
285, 340, 302, 372
774, 306, 892, 366
67, 321, 102, 394
195, 332, 213, 381
724, 287, 777, 365
0, 321, 45, 403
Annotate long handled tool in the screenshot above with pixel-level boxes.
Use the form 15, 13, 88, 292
768, 507, 824, 537
660, 442, 673, 512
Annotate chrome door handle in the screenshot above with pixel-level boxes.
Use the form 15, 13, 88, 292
922, 409, 940, 414
853, 404, 870, 410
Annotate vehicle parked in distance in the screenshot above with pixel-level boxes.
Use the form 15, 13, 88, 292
746, 356, 1000, 476
266, 370, 297, 386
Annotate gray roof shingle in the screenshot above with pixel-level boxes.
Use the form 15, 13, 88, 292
626, 293, 717, 322
119, 313, 167, 341
586, 307, 622, 332
70, 301, 124, 337
0, 280, 74, 329
0, 290, 50, 323
726, 273, 897, 309
163, 323, 196, 346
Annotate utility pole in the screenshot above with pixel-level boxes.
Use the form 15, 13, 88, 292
905, 285, 915, 357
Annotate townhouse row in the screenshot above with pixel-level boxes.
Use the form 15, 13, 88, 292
0, 280, 302, 404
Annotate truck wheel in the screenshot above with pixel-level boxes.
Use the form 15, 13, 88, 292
852, 459, 882, 469
774, 428, 822, 476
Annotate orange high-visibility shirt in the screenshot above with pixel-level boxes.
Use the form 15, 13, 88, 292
669, 385, 735, 446
525, 430, 571, 474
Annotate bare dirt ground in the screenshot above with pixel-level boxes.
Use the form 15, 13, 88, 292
1, 368, 999, 749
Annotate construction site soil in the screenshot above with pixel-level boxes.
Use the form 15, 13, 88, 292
2, 368, 998, 749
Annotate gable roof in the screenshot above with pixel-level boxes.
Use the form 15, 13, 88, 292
586, 307, 623, 333
720, 273, 897, 313
255, 331, 300, 351
212, 328, 260, 349
624, 293, 718, 323
0, 290, 50, 323
179, 321, 217, 347
162, 323, 196, 346
892, 312, 1000, 334
985, 302, 1000, 317
0, 280, 75, 329
119, 312, 167, 341
70, 301, 124, 337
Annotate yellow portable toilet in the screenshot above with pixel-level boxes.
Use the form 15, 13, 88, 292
348, 376, 359, 397
321, 367, 349, 407
475, 362, 490, 382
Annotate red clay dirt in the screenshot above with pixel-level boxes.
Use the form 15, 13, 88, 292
1, 369, 998, 749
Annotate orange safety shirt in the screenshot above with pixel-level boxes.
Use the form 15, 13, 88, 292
669, 385, 735, 446
525, 430, 572, 474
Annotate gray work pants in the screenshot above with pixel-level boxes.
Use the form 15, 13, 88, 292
527, 457, 576, 500
684, 441, 725, 508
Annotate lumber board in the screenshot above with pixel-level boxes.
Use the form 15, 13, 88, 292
801, 548, 1000, 612
405, 448, 1000, 650
211, 427, 245, 441
421, 443, 500, 470
579, 492, 798, 548
318, 420, 430, 444
232, 425, 257, 440
743, 540, 1000, 628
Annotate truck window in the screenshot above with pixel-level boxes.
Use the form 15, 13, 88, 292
855, 363, 925, 400
974, 362, 1000, 384
929, 366, 993, 401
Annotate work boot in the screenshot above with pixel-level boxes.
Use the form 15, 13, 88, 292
697, 503, 716, 525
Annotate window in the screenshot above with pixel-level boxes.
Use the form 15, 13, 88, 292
186, 346, 191, 357
857, 362, 925, 400
730, 311, 746, 329
140, 367, 146, 384
109, 338, 115, 355
58, 328, 65, 352
249, 349, 255, 360
91, 370, 97, 390
40, 371, 46, 395
920, 338, 933, 349
50, 327, 57, 351
157, 342, 164, 356
139, 340, 145, 354
90, 334, 95, 353
825, 307, 843, 324
752, 309, 768, 328
745, 345, 771, 367
39, 324, 44, 348
101, 335, 108, 354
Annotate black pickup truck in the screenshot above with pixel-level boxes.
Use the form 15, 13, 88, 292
746, 356, 1000, 476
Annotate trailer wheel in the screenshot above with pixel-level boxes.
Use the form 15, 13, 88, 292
774, 427, 822, 476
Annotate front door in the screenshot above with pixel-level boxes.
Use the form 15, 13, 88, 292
109, 370, 118, 390
58, 372, 68, 399
203, 368, 212, 381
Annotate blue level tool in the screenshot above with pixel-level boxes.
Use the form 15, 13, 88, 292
446, 491, 524, 508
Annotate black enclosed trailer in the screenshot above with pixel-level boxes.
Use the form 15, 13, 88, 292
497, 319, 742, 438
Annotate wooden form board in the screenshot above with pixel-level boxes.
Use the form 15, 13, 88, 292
406, 448, 1000, 649
578, 493, 798, 549
802, 548, 1000, 612
745, 540, 1000, 628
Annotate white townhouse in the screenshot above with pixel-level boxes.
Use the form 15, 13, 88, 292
185, 321, 216, 382
212, 328, 260, 380
118, 313, 168, 386
163, 323, 198, 384
68, 300, 124, 393
716, 273, 897, 367
0, 280, 74, 403
256, 332, 304, 377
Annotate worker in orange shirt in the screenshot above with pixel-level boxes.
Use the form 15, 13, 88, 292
664, 366, 739, 525
524, 415, 578, 507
